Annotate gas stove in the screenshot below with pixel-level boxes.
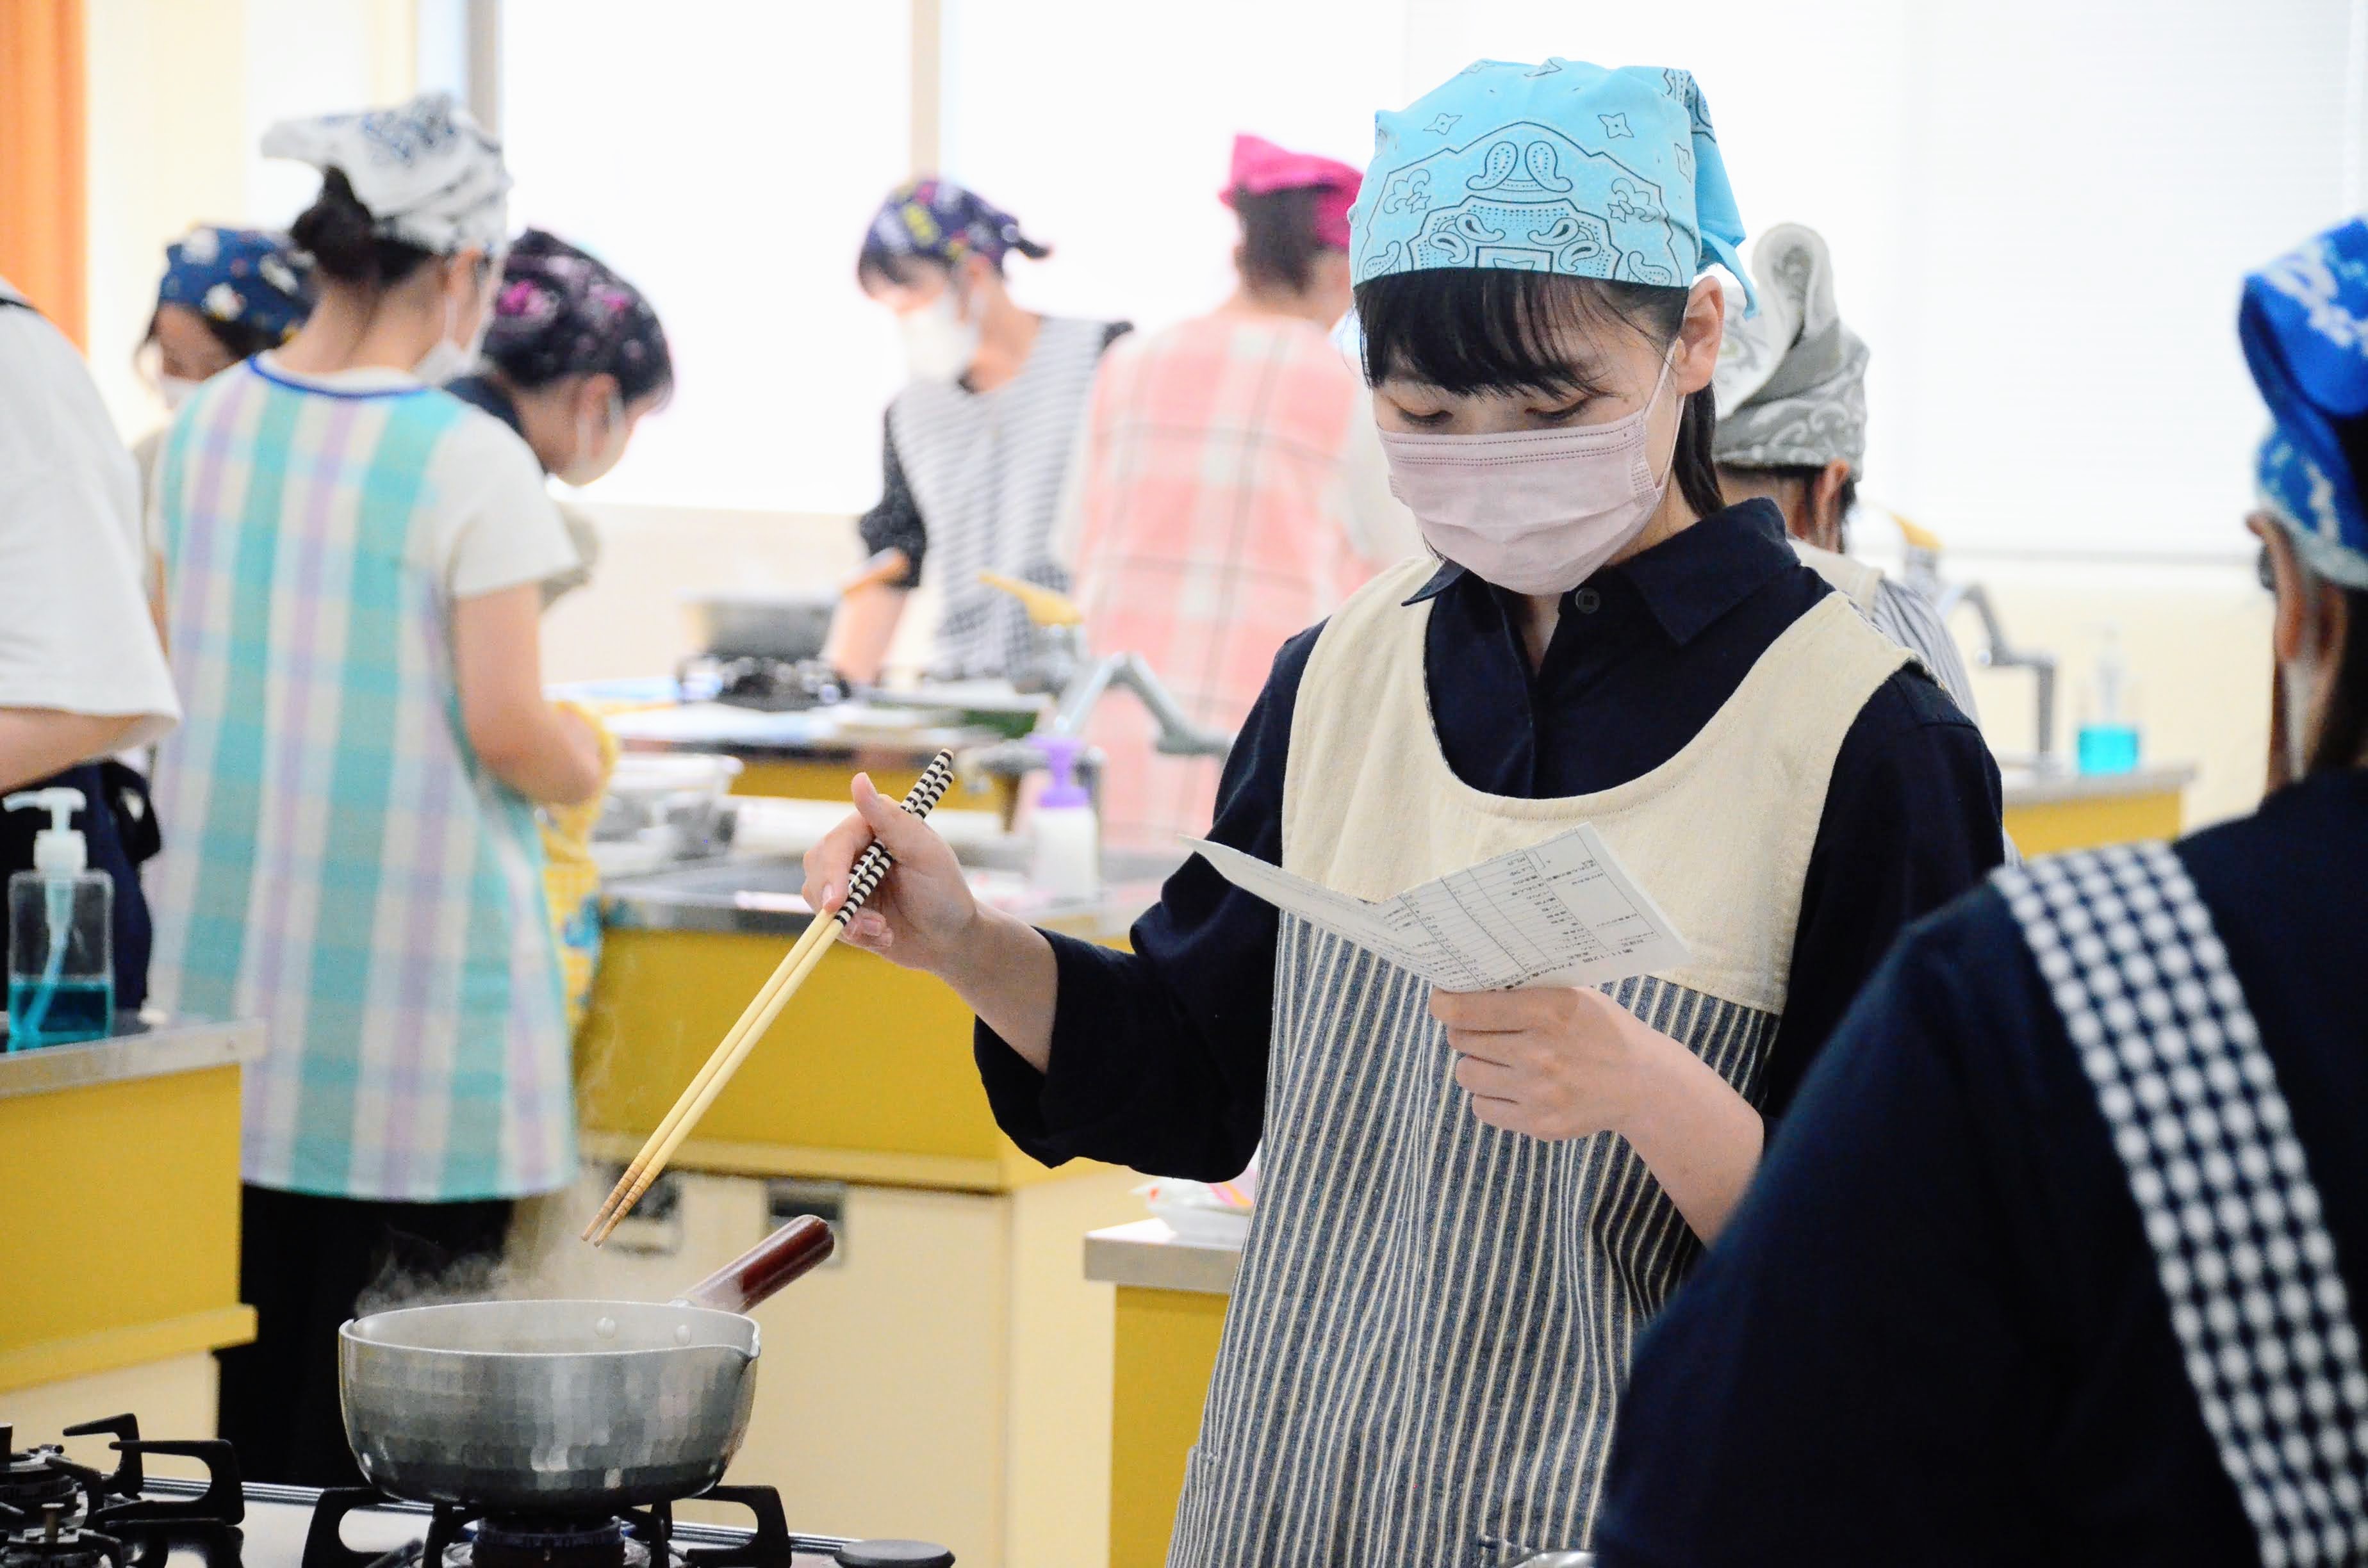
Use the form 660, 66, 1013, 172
677, 657, 848, 714
0, 1421, 948, 1568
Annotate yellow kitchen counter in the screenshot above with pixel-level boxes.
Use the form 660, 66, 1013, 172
0, 1018, 262, 1436
570, 853, 1169, 1567
1087, 1221, 1240, 1568
2000, 763, 2194, 855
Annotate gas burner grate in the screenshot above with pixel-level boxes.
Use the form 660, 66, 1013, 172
0, 1417, 242, 1568
299, 1487, 859, 1568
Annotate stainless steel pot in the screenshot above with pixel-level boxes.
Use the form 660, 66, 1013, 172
338, 1215, 832, 1509
682, 590, 837, 664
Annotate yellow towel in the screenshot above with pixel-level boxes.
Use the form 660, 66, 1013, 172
543, 703, 619, 1034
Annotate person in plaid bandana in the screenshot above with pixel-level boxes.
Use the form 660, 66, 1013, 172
1600, 220, 2368, 1568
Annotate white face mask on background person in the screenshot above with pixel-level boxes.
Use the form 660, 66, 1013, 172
899, 288, 982, 384
1378, 351, 1680, 596
413, 264, 492, 385
560, 389, 631, 487
156, 374, 202, 411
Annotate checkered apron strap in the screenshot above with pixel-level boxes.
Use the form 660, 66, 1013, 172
1999, 843, 2368, 1565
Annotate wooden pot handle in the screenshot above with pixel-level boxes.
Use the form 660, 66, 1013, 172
676, 1214, 835, 1314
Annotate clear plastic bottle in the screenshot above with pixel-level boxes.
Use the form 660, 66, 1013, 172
1029, 736, 1101, 903
2076, 625, 2142, 776
6, 787, 114, 1049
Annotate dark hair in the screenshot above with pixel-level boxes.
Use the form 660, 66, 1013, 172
1721, 461, 1859, 527
290, 168, 435, 287
145, 307, 280, 363
1232, 186, 1331, 295
2301, 411, 2368, 773
857, 231, 1051, 292
1355, 269, 1724, 521
482, 229, 674, 407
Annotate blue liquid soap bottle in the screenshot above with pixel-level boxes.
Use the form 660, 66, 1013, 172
2076, 625, 2142, 776
5, 787, 113, 1049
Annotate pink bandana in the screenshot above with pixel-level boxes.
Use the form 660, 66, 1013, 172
1222, 133, 1361, 250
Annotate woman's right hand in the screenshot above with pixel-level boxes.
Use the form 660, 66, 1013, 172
801, 772, 980, 975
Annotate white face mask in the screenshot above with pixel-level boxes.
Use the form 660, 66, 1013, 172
413, 270, 491, 385
560, 389, 630, 487
157, 374, 202, 411
1378, 351, 1680, 596
899, 288, 982, 384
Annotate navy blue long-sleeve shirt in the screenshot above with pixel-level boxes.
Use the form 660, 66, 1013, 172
1596, 767, 2368, 1567
977, 500, 2007, 1179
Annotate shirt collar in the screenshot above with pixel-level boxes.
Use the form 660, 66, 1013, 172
1401, 498, 1798, 646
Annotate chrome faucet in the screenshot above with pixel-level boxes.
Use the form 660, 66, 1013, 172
971, 574, 1234, 791
1044, 650, 1233, 759
1904, 536, 2060, 771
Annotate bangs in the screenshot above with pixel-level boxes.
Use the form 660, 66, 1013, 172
1354, 269, 1684, 398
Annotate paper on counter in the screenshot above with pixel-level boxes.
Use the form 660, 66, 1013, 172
1183, 825, 1688, 992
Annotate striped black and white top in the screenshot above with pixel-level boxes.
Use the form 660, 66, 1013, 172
860, 316, 1124, 680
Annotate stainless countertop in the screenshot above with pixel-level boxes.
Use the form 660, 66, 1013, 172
603, 844, 1185, 940
1999, 762, 2196, 807
1085, 1218, 1244, 1296
599, 700, 1008, 763
0, 1014, 264, 1100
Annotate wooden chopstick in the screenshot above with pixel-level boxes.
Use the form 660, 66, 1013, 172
579, 914, 834, 1239
586, 751, 958, 1245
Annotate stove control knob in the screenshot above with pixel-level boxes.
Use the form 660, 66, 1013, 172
832, 1544, 953, 1568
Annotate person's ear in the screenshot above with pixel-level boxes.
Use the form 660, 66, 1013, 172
1810, 460, 1853, 550
2251, 515, 2314, 666
1672, 276, 1727, 396
579, 371, 621, 423
957, 251, 998, 307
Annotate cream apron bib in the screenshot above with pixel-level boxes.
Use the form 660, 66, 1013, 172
1167, 558, 1909, 1564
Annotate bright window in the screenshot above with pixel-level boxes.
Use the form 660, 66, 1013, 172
500, 0, 912, 513
941, 0, 2367, 559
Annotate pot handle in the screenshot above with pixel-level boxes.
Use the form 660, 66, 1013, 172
675, 1214, 835, 1314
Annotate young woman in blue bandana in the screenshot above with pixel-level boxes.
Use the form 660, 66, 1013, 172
807, 61, 2004, 1563
1597, 219, 2368, 1565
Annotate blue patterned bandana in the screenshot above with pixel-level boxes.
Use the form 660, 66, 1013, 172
2242, 218, 2368, 589
1349, 58, 1753, 311
157, 227, 313, 344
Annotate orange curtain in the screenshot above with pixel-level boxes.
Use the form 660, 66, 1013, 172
0, 0, 87, 347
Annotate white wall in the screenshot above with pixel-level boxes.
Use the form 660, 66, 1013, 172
932, 0, 2367, 565
83, 0, 413, 442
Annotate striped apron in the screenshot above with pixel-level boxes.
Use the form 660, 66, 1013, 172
2000, 845, 2368, 1565
887, 316, 1110, 680
1168, 559, 1912, 1563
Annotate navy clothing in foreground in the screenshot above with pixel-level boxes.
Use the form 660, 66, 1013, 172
975, 500, 2007, 1180
1596, 768, 2368, 1568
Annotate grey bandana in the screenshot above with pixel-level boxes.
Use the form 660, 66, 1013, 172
1711, 222, 1867, 473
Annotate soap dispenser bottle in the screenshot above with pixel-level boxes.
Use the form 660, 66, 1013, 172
1029, 736, 1101, 903
6, 787, 114, 1049
2076, 625, 2142, 776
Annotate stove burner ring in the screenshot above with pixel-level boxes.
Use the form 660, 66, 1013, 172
0, 1456, 80, 1513
458, 1517, 637, 1568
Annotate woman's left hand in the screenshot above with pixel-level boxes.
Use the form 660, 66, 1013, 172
1431, 985, 1678, 1141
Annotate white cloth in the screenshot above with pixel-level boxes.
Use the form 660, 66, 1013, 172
1712, 223, 1870, 473
261, 92, 510, 256
246, 356, 577, 597
0, 282, 179, 746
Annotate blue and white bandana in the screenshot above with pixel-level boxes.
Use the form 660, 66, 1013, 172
158, 227, 313, 345
2241, 218, 2368, 589
1349, 58, 1754, 311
